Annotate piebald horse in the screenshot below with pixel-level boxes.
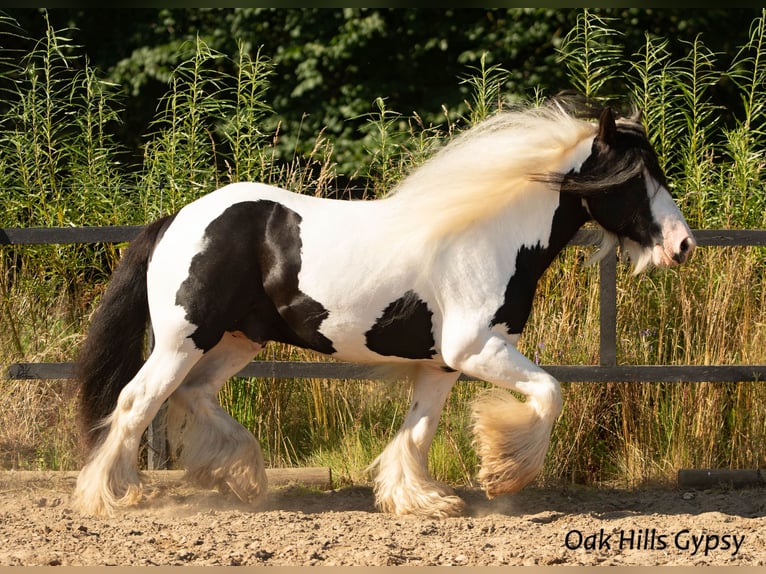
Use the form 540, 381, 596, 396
73, 97, 695, 518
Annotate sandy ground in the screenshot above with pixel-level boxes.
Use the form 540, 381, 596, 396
0, 471, 764, 567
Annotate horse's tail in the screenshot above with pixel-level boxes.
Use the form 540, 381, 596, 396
76, 215, 175, 452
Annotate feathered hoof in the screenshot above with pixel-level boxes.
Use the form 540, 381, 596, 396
477, 464, 538, 498
375, 484, 466, 518
471, 388, 553, 499
221, 467, 269, 505
72, 477, 144, 517
185, 460, 268, 505
472, 426, 548, 498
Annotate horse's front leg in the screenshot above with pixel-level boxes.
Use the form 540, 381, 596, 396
369, 365, 464, 518
444, 332, 563, 497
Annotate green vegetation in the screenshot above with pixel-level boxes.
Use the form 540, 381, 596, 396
0, 10, 764, 489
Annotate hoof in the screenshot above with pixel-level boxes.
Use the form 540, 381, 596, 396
478, 466, 532, 498
375, 484, 466, 518
72, 477, 143, 517
471, 388, 553, 498
184, 460, 268, 505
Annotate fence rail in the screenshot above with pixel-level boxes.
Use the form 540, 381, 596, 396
6, 360, 766, 384
3, 225, 766, 469
4, 226, 766, 383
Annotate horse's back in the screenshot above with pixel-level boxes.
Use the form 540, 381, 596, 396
144, 183, 435, 363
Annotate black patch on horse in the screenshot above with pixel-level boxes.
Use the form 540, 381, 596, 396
365, 290, 437, 359
491, 195, 588, 335
175, 200, 336, 354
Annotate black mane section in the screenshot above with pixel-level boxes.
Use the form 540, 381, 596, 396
550, 90, 639, 124
536, 93, 666, 198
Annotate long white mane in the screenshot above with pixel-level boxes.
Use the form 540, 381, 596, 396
382, 103, 598, 244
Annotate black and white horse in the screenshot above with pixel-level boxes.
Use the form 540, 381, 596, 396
73, 97, 695, 518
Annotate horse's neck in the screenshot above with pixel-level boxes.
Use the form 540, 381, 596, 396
478, 191, 590, 335
543, 192, 591, 261
433, 190, 589, 296
495, 190, 590, 280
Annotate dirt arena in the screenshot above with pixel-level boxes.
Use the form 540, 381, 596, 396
0, 471, 764, 566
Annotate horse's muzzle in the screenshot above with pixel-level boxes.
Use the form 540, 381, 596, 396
657, 233, 696, 266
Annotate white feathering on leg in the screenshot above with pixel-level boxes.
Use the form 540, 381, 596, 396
471, 388, 558, 497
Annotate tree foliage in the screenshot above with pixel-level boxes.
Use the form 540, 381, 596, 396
4, 8, 761, 183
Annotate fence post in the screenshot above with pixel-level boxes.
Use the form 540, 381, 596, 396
144, 326, 169, 470
599, 246, 617, 367
146, 405, 168, 470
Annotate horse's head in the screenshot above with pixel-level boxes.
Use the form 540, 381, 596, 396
563, 106, 696, 273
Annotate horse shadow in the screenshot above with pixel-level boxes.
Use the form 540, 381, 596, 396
140, 481, 766, 520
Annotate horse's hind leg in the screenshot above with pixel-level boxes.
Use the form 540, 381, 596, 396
369, 365, 464, 518
73, 338, 202, 516
166, 331, 267, 504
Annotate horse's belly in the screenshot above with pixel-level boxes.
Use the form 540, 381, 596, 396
300, 285, 444, 364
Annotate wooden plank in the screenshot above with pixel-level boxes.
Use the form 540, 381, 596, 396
6, 362, 76, 379
0, 226, 141, 245
692, 229, 766, 247
677, 469, 765, 489
2, 226, 765, 246
543, 365, 766, 382
0, 467, 333, 490
7, 361, 766, 383
238, 361, 375, 380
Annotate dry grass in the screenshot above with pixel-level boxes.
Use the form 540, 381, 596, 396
1, 219, 764, 488
0, 285, 82, 470
533, 246, 766, 487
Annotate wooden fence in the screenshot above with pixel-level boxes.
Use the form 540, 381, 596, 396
3, 226, 766, 471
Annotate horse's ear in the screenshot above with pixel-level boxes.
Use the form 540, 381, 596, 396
598, 107, 617, 146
